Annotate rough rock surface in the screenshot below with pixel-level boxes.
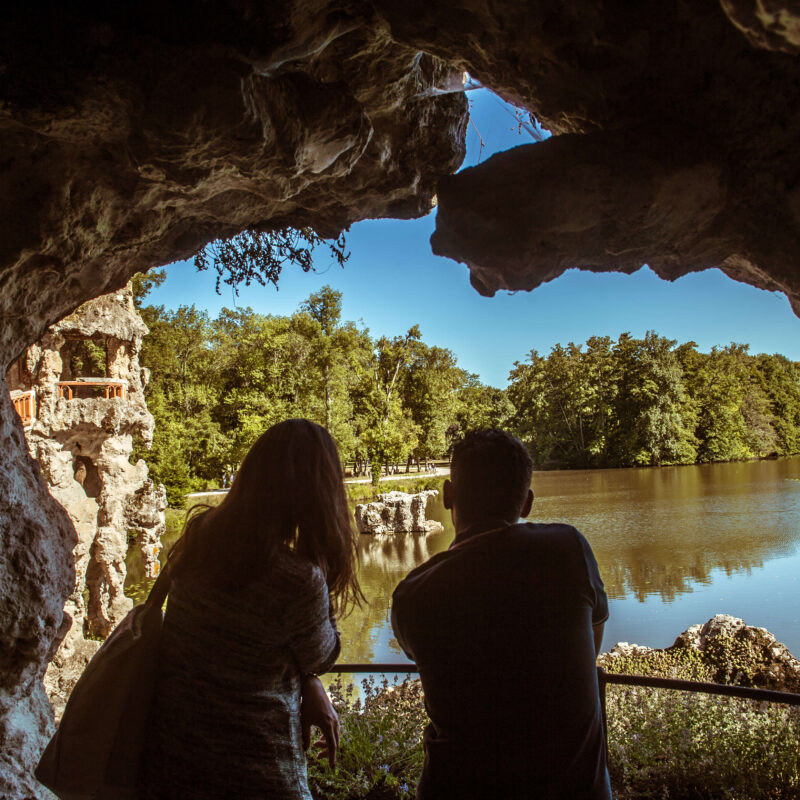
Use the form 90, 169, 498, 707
7, 285, 165, 727
0, 7, 468, 368
355, 490, 444, 535
0, 382, 74, 800
599, 614, 800, 693
415, 1, 800, 313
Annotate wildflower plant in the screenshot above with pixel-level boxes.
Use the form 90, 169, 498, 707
308, 637, 800, 799
604, 637, 800, 798
308, 675, 427, 800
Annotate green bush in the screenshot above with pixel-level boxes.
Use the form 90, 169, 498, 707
308, 640, 800, 799
604, 638, 800, 798
309, 676, 426, 800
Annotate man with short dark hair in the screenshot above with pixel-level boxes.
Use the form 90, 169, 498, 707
391, 429, 611, 799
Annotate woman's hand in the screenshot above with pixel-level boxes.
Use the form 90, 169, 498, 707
301, 675, 339, 768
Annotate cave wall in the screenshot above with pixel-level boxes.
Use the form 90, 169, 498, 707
0, 5, 468, 795
0, 382, 74, 799
0, 3, 468, 369
372, 0, 800, 308
2, 0, 800, 795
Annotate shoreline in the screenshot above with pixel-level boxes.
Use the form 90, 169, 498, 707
186, 468, 451, 499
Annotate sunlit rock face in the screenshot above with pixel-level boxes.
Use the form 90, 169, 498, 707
355, 490, 443, 535
599, 614, 800, 693
8, 284, 166, 728
0, 383, 74, 800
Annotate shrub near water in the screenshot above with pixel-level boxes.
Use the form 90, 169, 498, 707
604, 639, 800, 799
309, 676, 426, 800
308, 638, 800, 799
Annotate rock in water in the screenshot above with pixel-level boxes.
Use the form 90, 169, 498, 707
355, 490, 444, 535
599, 614, 800, 693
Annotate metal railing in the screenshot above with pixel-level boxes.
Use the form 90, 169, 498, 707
329, 663, 800, 703
329, 662, 800, 746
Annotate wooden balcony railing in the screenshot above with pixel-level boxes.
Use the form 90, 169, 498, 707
57, 379, 126, 400
11, 390, 36, 425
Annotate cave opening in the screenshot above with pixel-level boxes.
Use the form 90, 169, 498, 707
3, 1, 800, 797
59, 335, 108, 381
73, 455, 101, 499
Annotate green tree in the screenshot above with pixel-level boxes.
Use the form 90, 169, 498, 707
680, 344, 758, 462
401, 342, 464, 469
295, 286, 373, 462
451, 375, 513, 447
353, 327, 422, 482
609, 332, 697, 467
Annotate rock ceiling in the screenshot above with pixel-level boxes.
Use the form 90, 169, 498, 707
2, 1, 800, 373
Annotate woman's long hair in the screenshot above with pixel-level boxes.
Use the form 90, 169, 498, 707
172, 419, 362, 616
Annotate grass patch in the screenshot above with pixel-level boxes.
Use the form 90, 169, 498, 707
345, 476, 443, 505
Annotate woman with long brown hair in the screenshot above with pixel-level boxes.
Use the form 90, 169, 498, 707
142, 419, 362, 799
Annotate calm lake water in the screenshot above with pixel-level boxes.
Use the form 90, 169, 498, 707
126, 457, 800, 661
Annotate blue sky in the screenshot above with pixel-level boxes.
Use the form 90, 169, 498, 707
147, 90, 800, 388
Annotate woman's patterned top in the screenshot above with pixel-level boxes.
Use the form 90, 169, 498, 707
141, 548, 340, 799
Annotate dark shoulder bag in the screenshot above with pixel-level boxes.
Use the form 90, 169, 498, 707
35, 565, 172, 799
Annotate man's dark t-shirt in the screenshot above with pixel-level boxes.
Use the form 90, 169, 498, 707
391, 522, 611, 799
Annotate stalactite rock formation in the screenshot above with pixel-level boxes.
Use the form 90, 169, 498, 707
414, 1, 800, 312
3, 1, 800, 794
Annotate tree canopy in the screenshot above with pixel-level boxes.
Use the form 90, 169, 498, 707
132, 277, 800, 505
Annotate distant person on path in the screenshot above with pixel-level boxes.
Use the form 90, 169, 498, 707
141, 419, 362, 800
391, 429, 611, 799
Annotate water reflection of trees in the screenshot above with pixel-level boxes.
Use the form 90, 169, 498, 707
598, 551, 765, 602
338, 531, 450, 662
124, 459, 800, 659
587, 522, 793, 602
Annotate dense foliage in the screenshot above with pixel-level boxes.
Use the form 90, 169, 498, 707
133, 282, 505, 503
604, 640, 800, 799
132, 274, 800, 503
309, 676, 424, 800
508, 332, 800, 468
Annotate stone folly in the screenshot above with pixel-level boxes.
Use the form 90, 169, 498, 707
7, 285, 166, 722
355, 490, 444, 535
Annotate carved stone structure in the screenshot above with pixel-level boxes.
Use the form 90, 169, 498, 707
355, 490, 444, 535
6, 285, 165, 725
3, 2, 800, 795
